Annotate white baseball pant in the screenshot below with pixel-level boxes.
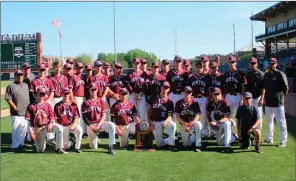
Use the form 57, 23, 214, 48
63, 124, 83, 150
11, 116, 28, 149
87, 122, 116, 149
169, 93, 184, 122
34, 123, 64, 152
264, 106, 288, 144
252, 97, 263, 130
215, 119, 237, 147
129, 94, 146, 121
225, 94, 241, 117
46, 100, 57, 140
102, 97, 110, 122
180, 121, 202, 147
152, 120, 176, 147
74, 96, 87, 134
116, 122, 136, 148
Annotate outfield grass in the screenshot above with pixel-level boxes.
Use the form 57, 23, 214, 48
1, 81, 12, 88
1, 115, 295, 181
1, 96, 10, 110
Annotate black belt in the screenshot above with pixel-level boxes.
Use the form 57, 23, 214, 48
54, 96, 62, 98
229, 93, 238, 96
172, 92, 182, 95
194, 95, 204, 98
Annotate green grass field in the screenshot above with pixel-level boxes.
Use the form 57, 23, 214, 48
1, 96, 10, 110
1, 115, 295, 181
1, 80, 12, 88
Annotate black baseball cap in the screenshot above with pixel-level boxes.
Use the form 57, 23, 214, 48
162, 59, 169, 65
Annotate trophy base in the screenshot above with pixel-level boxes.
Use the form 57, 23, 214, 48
133, 145, 155, 152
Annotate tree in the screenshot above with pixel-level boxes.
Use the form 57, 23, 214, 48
74, 53, 93, 66
97, 53, 107, 61
106, 53, 115, 66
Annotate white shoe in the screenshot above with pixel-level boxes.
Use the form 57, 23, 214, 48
278, 142, 286, 148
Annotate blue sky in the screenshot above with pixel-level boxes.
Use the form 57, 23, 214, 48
2, 2, 276, 60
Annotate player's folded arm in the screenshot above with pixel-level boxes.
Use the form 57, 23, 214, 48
82, 113, 91, 126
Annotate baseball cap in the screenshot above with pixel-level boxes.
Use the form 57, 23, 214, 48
94, 61, 103, 67
75, 62, 83, 68
120, 88, 129, 95
152, 61, 160, 67
14, 70, 24, 75
62, 88, 70, 94
37, 87, 47, 94
38, 63, 47, 70
200, 55, 209, 62
64, 63, 72, 69
250, 57, 258, 63
115, 63, 123, 68
89, 83, 98, 90
243, 92, 253, 99
66, 58, 74, 64
22, 62, 30, 68
133, 58, 141, 64
103, 62, 111, 68
174, 55, 182, 62
195, 61, 203, 67
228, 56, 237, 62
141, 59, 147, 63
162, 81, 170, 88
162, 59, 170, 65
184, 86, 192, 92
183, 60, 191, 66
210, 62, 218, 68
269, 57, 277, 64
85, 64, 93, 70
212, 87, 221, 94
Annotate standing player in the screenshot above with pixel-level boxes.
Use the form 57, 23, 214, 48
25, 87, 67, 154
188, 61, 212, 138
110, 88, 140, 148
183, 60, 193, 77
208, 62, 224, 95
146, 82, 178, 151
22, 62, 36, 103
223, 56, 247, 116
175, 86, 203, 152
259, 58, 289, 147
54, 88, 83, 153
63, 63, 73, 84
200, 55, 211, 74
206, 87, 237, 153
160, 59, 170, 76
82, 83, 116, 155
108, 63, 124, 108
146, 62, 166, 99
245, 57, 264, 131
66, 58, 75, 74
140, 58, 151, 76
5, 70, 30, 152
125, 58, 148, 121
82, 64, 93, 101
103, 62, 113, 76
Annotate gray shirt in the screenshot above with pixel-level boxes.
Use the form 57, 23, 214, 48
236, 105, 259, 132
5, 82, 30, 116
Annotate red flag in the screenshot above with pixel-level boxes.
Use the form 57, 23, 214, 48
51, 19, 60, 28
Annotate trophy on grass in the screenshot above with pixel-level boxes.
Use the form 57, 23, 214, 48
133, 120, 155, 152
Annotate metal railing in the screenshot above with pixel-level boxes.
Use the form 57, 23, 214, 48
255, 24, 296, 41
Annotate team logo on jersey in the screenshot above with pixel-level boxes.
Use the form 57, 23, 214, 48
110, 81, 123, 87
191, 80, 205, 86
118, 109, 132, 116
181, 110, 194, 116
14, 47, 24, 58
75, 80, 85, 87
150, 80, 161, 86
171, 76, 183, 82
226, 77, 238, 83
131, 77, 144, 83
152, 103, 167, 111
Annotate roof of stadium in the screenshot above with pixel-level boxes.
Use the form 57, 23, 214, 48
250, 1, 296, 21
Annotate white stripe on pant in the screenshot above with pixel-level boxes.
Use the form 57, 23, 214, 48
87, 122, 116, 149
264, 106, 288, 143
225, 94, 241, 117
152, 120, 176, 147
252, 97, 263, 130
116, 122, 136, 148
34, 123, 63, 152
180, 121, 202, 147
63, 124, 83, 150
129, 94, 146, 121
216, 119, 236, 147
74, 96, 87, 134
11, 116, 28, 149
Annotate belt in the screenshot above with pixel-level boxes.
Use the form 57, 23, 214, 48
172, 92, 182, 95
229, 93, 238, 96
194, 94, 205, 98
54, 96, 62, 98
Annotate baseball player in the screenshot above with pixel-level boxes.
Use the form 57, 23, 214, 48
54, 88, 83, 153
245, 57, 264, 131
206, 87, 237, 153
260, 57, 289, 148
223, 56, 247, 116
188, 61, 212, 139
5, 70, 30, 152
25, 87, 67, 154
82, 83, 116, 155
103, 62, 113, 76
110, 88, 141, 148
63, 63, 73, 84
108, 63, 124, 108
146, 62, 166, 99
140, 58, 151, 76
208, 62, 224, 95
22, 62, 36, 103
236, 92, 262, 153
146, 81, 178, 151
200, 55, 211, 74
66, 58, 75, 75
82, 64, 93, 101
175, 86, 203, 152
125, 58, 148, 121
160, 59, 170, 76
30, 63, 56, 143
183, 60, 193, 77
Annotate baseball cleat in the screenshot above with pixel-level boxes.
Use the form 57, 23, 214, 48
55, 149, 68, 154
262, 140, 274, 144
194, 147, 202, 152
169, 145, 178, 152
278, 142, 286, 148
221, 147, 233, 153
108, 146, 116, 155
12, 147, 20, 153
209, 135, 216, 140
255, 146, 262, 153
239, 145, 249, 150
74, 149, 83, 153
82, 133, 88, 138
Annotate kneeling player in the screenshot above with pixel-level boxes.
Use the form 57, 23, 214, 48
82, 83, 116, 155
175, 86, 203, 152
206, 87, 237, 153
25, 87, 67, 154
110, 88, 140, 148
236, 92, 261, 153
54, 88, 83, 153
146, 82, 178, 152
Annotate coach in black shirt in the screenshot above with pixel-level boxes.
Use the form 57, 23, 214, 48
236, 92, 261, 153
245, 57, 264, 130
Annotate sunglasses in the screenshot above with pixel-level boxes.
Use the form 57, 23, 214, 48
229, 61, 236, 64
68, 62, 74, 65
134, 62, 140, 65
141, 62, 147, 64
120, 92, 128, 95
250, 62, 257, 65
90, 89, 97, 91
163, 86, 170, 90
185, 91, 192, 94
213, 93, 220, 95
115, 66, 123, 69
39, 93, 46, 96
153, 66, 159, 69
24, 67, 30, 70
39, 69, 46, 72
210, 67, 217, 69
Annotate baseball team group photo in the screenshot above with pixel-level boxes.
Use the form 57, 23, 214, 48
1, 1, 296, 181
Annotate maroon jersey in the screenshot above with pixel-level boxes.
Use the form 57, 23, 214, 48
108, 74, 125, 94
54, 101, 80, 126
146, 73, 166, 97
51, 75, 69, 98
206, 99, 231, 122
70, 73, 85, 97
160, 70, 168, 77
90, 74, 109, 98
125, 70, 147, 94
223, 70, 247, 94
110, 101, 137, 125
147, 96, 174, 121
82, 75, 92, 99
188, 74, 211, 98
64, 74, 73, 89
82, 98, 107, 124
175, 99, 201, 123
25, 102, 55, 127
208, 72, 224, 93
166, 68, 189, 93
30, 77, 55, 101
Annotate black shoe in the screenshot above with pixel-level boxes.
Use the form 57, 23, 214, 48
74, 149, 83, 153
12, 147, 20, 153
194, 147, 202, 152
202, 135, 208, 140
255, 146, 262, 153
209, 135, 216, 140
82, 133, 88, 138
169, 145, 178, 152
20, 144, 31, 149
55, 148, 68, 154
108, 146, 116, 155
239, 145, 249, 150
221, 147, 233, 153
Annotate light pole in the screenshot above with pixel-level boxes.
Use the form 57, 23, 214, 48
113, 2, 117, 64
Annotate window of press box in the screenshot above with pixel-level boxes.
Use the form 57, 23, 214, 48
288, 18, 296, 27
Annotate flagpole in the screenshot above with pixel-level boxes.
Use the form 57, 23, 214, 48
113, 2, 117, 64
59, 28, 62, 63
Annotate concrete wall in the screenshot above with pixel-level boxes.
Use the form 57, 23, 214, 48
285, 93, 296, 117
265, 9, 296, 28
